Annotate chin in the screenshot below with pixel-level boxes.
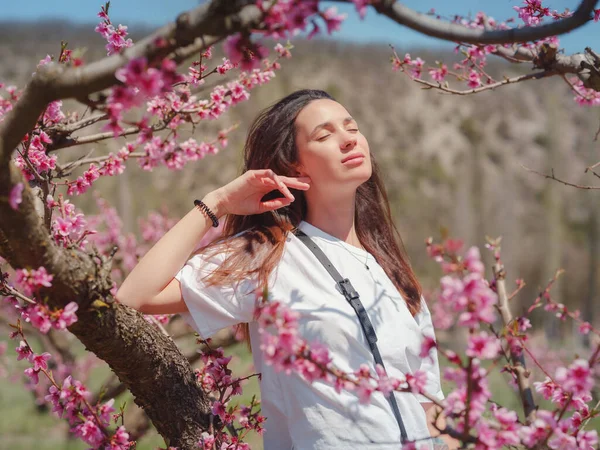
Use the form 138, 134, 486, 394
346, 169, 372, 189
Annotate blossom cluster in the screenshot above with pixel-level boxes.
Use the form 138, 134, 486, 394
9, 3, 295, 212
192, 344, 265, 449
390, 0, 600, 104
426, 239, 498, 331
47, 194, 93, 249
1, 266, 79, 334
9, 325, 133, 449
104, 57, 184, 136
94, 2, 133, 56
424, 235, 600, 449
13, 130, 57, 180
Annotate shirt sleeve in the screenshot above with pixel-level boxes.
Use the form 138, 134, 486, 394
413, 296, 445, 403
174, 250, 257, 338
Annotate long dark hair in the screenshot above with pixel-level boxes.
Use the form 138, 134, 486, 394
201, 89, 422, 345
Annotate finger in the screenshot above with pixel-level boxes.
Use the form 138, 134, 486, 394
251, 169, 276, 179
273, 175, 295, 201
277, 176, 312, 190
259, 197, 292, 212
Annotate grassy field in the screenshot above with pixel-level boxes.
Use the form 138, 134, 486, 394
1, 336, 598, 450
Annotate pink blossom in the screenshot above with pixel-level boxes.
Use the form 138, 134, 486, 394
223, 35, 245, 67
95, 21, 110, 38
28, 305, 53, 333
95, 7, 133, 57
109, 426, 131, 448
577, 429, 598, 449
37, 54, 52, 68
274, 43, 292, 59
464, 246, 484, 275
13, 132, 57, 179
15, 266, 53, 296
223, 34, 268, 71
322, 7, 346, 34
405, 370, 428, 394
31, 352, 51, 371
54, 216, 73, 236
492, 407, 521, 446
55, 302, 79, 329
199, 432, 216, 449
578, 322, 592, 334
374, 364, 398, 396
43, 100, 65, 126
467, 69, 482, 88
513, 0, 551, 26
72, 417, 105, 447
437, 272, 497, 327
24, 367, 40, 384
555, 359, 593, 395
429, 64, 448, 82
356, 378, 375, 404
15, 340, 32, 361
548, 427, 577, 449
407, 57, 425, 79
216, 57, 235, 75
352, 0, 370, 19
570, 78, 600, 106
517, 316, 532, 331
534, 377, 559, 400
466, 331, 501, 359
67, 176, 90, 196
419, 335, 437, 358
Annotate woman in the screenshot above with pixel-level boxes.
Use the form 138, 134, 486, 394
116, 89, 456, 449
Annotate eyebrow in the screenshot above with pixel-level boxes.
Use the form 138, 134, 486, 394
309, 116, 356, 138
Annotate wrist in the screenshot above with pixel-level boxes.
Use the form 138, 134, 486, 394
202, 191, 226, 219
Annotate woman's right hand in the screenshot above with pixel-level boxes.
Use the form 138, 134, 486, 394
205, 169, 311, 217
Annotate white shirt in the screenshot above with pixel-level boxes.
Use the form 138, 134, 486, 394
175, 220, 445, 450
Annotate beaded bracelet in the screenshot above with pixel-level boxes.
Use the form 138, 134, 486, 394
194, 199, 219, 227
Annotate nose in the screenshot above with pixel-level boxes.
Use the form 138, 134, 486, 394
341, 132, 357, 150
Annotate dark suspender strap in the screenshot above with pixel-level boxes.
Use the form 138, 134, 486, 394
294, 229, 408, 443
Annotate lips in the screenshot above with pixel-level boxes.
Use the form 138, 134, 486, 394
341, 153, 364, 164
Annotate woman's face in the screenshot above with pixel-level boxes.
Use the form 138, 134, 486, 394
294, 99, 372, 192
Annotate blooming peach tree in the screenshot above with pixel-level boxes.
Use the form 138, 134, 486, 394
1, 0, 599, 449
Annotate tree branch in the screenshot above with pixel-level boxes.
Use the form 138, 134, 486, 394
48, 113, 108, 135
412, 70, 555, 95
492, 262, 537, 423
336, 0, 600, 45
0, 1, 266, 447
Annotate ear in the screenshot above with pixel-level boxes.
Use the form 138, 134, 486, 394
290, 162, 307, 177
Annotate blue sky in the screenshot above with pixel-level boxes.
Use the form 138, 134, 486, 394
3, 1, 599, 53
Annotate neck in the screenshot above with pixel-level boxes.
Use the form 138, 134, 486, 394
304, 189, 361, 249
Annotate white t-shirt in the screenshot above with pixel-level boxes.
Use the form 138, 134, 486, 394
175, 220, 445, 450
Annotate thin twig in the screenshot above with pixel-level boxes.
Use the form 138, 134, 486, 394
493, 261, 537, 423
521, 164, 600, 189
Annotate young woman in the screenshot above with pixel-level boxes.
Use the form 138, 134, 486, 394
116, 89, 456, 450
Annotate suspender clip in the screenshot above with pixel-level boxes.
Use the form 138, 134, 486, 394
338, 278, 359, 300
